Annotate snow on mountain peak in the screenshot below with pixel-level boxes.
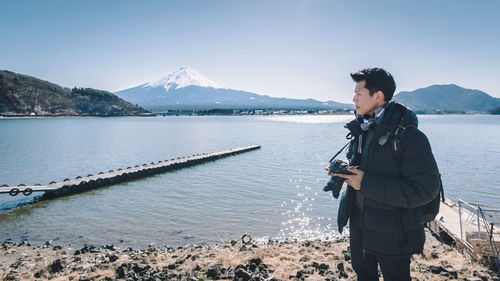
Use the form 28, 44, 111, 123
145, 67, 220, 91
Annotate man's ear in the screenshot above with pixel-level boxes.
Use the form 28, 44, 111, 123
376, 91, 385, 103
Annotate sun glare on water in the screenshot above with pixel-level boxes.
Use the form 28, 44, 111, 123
255, 115, 353, 124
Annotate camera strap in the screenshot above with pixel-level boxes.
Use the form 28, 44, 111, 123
328, 141, 351, 163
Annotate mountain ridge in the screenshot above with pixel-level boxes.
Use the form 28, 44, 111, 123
393, 84, 500, 113
3, 68, 498, 115
115, 67, 352, 110
0, 70, 151, 116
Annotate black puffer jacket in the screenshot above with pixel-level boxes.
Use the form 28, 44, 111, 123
337, 101, 440, 257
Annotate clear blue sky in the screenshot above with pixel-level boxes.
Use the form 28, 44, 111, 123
1, 0, 499, 103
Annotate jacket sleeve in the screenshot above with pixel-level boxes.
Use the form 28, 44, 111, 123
359, 127, 440, 208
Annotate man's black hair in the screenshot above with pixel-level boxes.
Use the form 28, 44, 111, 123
350, 67, 396, 101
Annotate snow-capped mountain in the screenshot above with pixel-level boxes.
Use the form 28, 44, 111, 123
115, 67, 352, 110
143, 66, 220, 91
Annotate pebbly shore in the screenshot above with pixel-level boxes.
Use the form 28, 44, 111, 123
0, 229, 498, 281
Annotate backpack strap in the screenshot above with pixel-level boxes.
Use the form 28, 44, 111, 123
392, 125, 415, 164
393, 119, 416, 153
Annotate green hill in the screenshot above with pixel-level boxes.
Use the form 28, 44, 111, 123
0, 70, 151, 116
393, 84, 500, 114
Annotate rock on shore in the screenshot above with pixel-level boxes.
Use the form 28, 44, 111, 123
0, 229, 498, 280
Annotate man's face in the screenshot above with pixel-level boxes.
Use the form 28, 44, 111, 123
353, 80, 382, 116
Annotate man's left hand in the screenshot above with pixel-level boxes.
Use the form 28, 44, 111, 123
333, 168, 365, 190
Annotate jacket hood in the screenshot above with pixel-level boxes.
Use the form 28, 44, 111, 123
345, 101, 418, 137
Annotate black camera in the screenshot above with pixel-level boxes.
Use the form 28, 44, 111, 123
323, 159, 353, 199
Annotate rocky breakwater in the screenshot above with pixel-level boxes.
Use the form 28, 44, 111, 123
0, 229, 498, 280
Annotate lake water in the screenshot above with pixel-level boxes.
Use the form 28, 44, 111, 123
0, 115, 498, 248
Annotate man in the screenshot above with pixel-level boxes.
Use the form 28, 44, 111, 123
329, 67, 440, 281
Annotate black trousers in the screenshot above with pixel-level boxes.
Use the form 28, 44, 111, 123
349, 206, 411, 281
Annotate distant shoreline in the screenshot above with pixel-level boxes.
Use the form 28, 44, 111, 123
1, 112, 498, 119
0, 114, 155, 119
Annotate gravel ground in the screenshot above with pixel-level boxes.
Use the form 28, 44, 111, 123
0, 229, 498, 281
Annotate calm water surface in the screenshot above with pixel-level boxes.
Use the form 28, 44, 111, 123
0, 115, 498, 247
